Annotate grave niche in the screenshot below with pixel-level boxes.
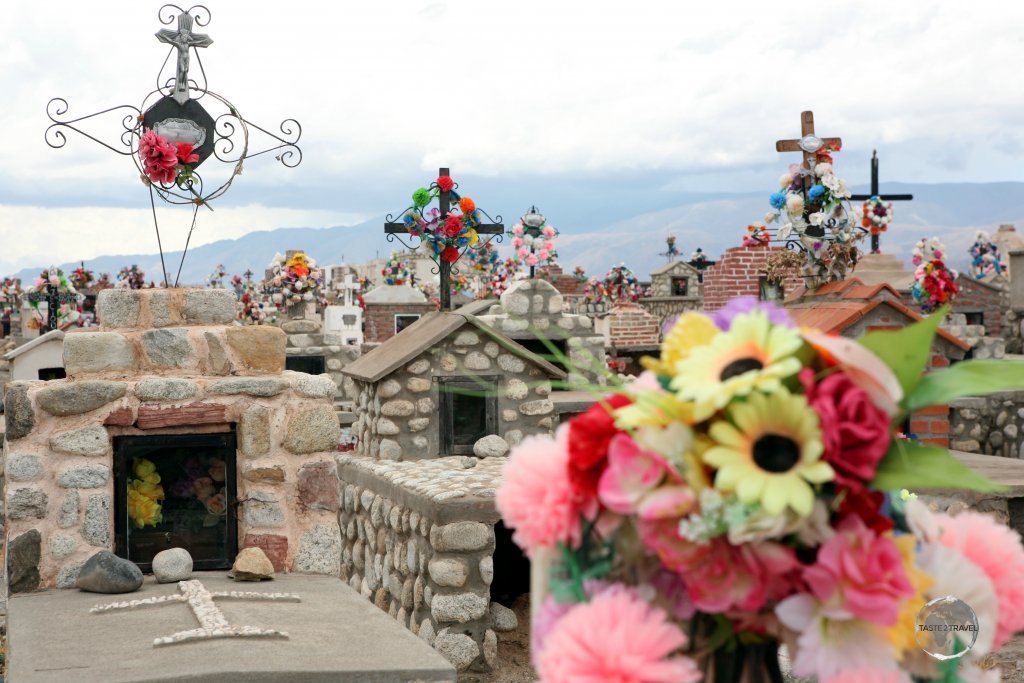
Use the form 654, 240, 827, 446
113, 432, 238, 572
285, 355, 326, 376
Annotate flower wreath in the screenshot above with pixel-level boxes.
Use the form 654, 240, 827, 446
70, 266, 94, 291
911, 237, 959, 313
511, 220, 558, 269
381, 252, 412, 286
207, 263, 227, 289
266, 252, 324, 305
401, 175, 482, 263
742, 222, 771, 247
968, 230, 1004, 279
117, 265, 147, 290
862, 195, 894, 235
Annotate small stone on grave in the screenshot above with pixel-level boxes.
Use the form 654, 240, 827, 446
76, 551, 144, 594
152, 547, 193, 583
473, 434, 510, 458
229, 546, 275, 581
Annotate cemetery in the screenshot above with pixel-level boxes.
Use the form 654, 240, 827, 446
1, 4, 1024, 683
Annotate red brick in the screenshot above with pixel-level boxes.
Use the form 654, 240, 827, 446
921, 437, 950, 447
910, 420, 931, 433
914, 405, 949, 417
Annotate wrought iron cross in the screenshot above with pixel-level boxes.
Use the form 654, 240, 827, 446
26, 284, 78, 332
850, 150, 913, 254
775, 111, 842, 193
384, 167, 503, 311
156, 12, 213, 106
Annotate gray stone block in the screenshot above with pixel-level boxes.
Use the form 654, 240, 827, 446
9, 529, 42, 593
209, 377, 289, 397
152, 548, 193, 583
7, 454, 43, 482
284, 405, 341, 454
434, 628, 480, 671
8, 487, 48, 520
292, 374, 337, 398
465, 352, 491, 370
48, 534, 76, 559
182, 289, 236, 325
76, 551, 143, 593
497, 355, 526, 373
57, 561, 85, 589
239, 404, 272, 456
50, 424, 109, 457
96, 289, 141, 328
63, 333, 137, 373
430, 522, 493, 552
58, 463, 111, 489
489, 601, 517, 631
381, 400, 415, 417
380, 439, 402, 460
36, 380, 127, 416
134, 378, 197, 402
243, 492, 285, 528
141, 328, 193, 367
428, 557, 470, 587
83, 493, 112, 547
58, 491, 80, 528
4, 382, 36, 440
473, 435, 509, 458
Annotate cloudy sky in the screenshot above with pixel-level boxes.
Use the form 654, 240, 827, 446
3, 0, 1024, 273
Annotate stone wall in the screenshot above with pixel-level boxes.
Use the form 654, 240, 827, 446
638, 297, 703, 332
2, 288, 343, 592
950, 392, 1024, 459
953, 274, 1009, 337
351, 329, 555, 461
475, 279, 607, 387
702, 245, 804, 311
337, 454, 512, 673
280, 306, 361, 402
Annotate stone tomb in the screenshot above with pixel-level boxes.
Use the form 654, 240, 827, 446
3, 288, 343, 592
280, 300, 361, 404
641, 259, 704, 329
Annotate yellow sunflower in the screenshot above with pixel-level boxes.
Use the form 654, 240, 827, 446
640, 312, 720, 377
615, 389, 695, 430
671, 310, 803, 420
886, 534, 934, 657
703, 389, 832, 517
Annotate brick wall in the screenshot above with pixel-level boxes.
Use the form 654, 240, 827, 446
910, 404, 950, 448
702, 246, 804, 311
952, 274, 1008, 337
605, 302, 661, 348
363, 302, 436, 343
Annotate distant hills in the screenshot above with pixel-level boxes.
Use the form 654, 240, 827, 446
10, 181, 1024, 284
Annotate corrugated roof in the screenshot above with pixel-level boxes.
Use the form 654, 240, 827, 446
343, 311, 568, 383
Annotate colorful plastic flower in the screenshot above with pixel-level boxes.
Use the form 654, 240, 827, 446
440, 246, 460, 263
704, 388, 831, 517
671, 310, 804, 420
567, 394, 632, 502
708, 296, 795, 331
138, 129, 178, 184
436, 175, 454, 192
769, 191, 787, 209
175, 142, 199, 165
535, 585, 702, 683
412, 187, 431, 208
801, 331, 903, 416
597, 431, 695, 519
824, 668, 912, 683
808, 184, 826, 201
641, 311, 720, 377
458, 197, 475, 214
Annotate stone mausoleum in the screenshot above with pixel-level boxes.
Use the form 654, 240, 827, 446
3, 288, 343, 592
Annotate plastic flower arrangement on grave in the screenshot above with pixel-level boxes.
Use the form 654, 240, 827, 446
206, 263, 227, 288
862, 195, 894, 235
128, 457, 165, 529
968, 230, 1005, 280
381, 252, 412, 286
0, 277, 19, 316
401, 175, 482, 263
70, 266, 94, 291
265, 251, 324, 305
665, 235, 681, 257
573, 266, 588, 284
912, 237, 959, 313
117, 264, 147, 290
25, 267, 82, 327
497, 297, 1024, 683
742, 222, 771, 247
583, 264, 642, 305
236, 281, 271, 325
138, 129, 200, 189
511, 216, 559, 269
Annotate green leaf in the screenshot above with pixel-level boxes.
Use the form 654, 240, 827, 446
905, 359, 1024, 412
872, 439, 1007, 494
859, 305, 948, 399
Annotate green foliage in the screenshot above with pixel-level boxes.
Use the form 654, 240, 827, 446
904, 360, 1024, 412
859, 305, 947, 400
872, 439, 1007, 494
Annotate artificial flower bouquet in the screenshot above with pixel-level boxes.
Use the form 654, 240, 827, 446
128, 458, 165, 529
742, 223, 771, 247
511, 218, 558, 269
584, 264, 642, 305
382, 252, 412, 286
863, 195, 895, 235
401, 175, 482, 263
138, 128, 200, 188
497, 297, 1024, 683
26, 267, 82, 326
70, 266, 94, 291
969, 231, 1005, 280
207, 263, 227, 288
117, 264, 147, 290
912, 238, 959, 314
266, 251, 324, 305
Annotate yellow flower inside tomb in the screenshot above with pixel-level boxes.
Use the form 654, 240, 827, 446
703, 389, 832, 517
671, 310, 803, 420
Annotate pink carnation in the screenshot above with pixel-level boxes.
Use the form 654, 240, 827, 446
138, 129, 178, 185
934, 510, 1024, 649
825, 667, 911, 683
513, 224, 524, 236
526, 254, 538, 266
803, 515, 913, 626
543, 225, 556, 237
538, 249, 550, 260
544, 239, 555, 250
496, 426, 592, 557
535, 585, 702, 683
531, 581, 612, 668
511, 237, 523, 248
517, 247, 529, 258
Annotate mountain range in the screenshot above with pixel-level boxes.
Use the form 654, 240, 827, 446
10, 181, 1024, 286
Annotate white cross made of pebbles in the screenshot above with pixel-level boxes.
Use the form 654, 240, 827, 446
90, 579, 301, 646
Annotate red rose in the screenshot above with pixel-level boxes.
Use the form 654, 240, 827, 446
441, 246, 460, 263
567, 394, 632, 501
437, 175, 455, 192
176, 142, 199, 165
837, 487, 893, 535
800, 369, 890, 489
444, 214, 463, 238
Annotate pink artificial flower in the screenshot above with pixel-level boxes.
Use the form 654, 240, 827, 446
531, 580, 612, 668
542, 225, 556, 237
597, 433, 693, 521
511, 237, 523, 248
526, 254, 538, 267
138, 129, 178, 185
803, 515, 913, 626
517, 247, 529, 259
535, 585, 702, 683
538, 249, 550, 260
513, 224, 524, 236
496, 426, 595, 557
777, 593, 901, 681
649, 569, 696, 621
824, 668, 911, 683
801, 331, 903, 416
800, 369, 891, 489
544, 239, 556, 250
933, 510, 1024, 649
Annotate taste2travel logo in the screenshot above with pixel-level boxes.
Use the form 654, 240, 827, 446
915, 596, 980, 660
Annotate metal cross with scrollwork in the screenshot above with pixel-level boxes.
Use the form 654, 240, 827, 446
26, 285, 78, 332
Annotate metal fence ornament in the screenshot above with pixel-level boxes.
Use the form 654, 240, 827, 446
44, 5, 303, 287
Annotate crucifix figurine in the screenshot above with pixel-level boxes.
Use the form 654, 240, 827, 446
775, 111, 842, 193
850, 150, 913, 254
156, 12, 213, 106
384, 167, 503, 311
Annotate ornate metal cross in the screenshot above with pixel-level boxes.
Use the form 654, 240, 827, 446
775, 111, 842, 193
384, 167, 503, 311
850, 150, 914, 254
91, 579, 300, 647
26, 284, 78, 332
156, 12, 214, 106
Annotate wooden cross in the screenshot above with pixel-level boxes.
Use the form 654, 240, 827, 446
850, 150, 914, 254
775, 111, 842, 193
384, 167, 503, 311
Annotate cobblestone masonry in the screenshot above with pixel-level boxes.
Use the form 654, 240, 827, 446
336, 453, 503, 673
950, 391, 1024, 459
